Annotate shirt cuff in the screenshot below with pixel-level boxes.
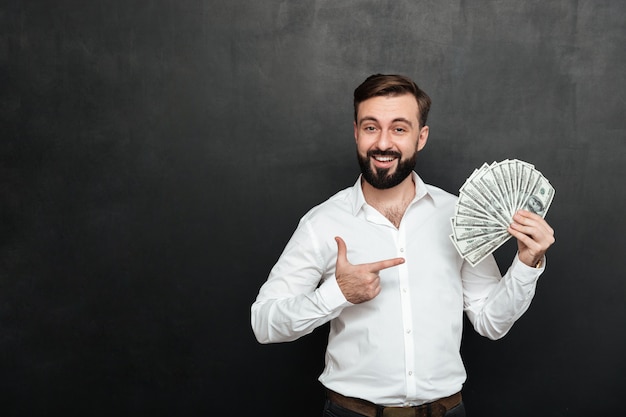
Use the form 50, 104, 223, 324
511, 253, 546, 283
317, 276, 353, 311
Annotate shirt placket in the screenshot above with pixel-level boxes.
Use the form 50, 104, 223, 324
396, 224, 416, 403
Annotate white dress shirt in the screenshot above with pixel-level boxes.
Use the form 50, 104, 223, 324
251, 172, 544, 406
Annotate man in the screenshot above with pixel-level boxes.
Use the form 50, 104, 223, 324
251, 74, 555, 417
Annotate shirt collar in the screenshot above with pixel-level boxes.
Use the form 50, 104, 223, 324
350, 171, 433, 216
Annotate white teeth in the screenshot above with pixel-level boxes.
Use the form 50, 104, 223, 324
375, 156, 395, 162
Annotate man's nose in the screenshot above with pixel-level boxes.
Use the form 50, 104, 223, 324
376, 129, 393, 149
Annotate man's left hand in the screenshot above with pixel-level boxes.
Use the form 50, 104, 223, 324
508, 209, 555, 267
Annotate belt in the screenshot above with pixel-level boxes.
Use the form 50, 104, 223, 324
326, 389, 462, 417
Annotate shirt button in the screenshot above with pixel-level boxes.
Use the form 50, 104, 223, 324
399, 247, 405, 252
408, 371, 413, 376
406, 329, 411, 334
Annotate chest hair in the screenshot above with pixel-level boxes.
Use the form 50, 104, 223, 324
378, 200, 412, 228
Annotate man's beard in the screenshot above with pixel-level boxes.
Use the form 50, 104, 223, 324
357, 149, 417, 189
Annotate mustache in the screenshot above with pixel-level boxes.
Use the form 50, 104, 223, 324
367, 150, 402, 158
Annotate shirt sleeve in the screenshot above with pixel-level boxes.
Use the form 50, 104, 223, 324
251, 220, 352, 344
462, 253, 545, 340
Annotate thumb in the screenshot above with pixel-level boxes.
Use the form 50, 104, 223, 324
334, 236, 348, 266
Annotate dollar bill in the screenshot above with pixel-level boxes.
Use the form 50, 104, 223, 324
460, 179, 510, 227
463, 232, 513, 267
490, 161, 512, 217
450, 158, 555, 266
457, 190, 503, 224
451, 218, 505, 242
449, 230, 509, 257
452, 215, 505, 229
521, 175, 554, 218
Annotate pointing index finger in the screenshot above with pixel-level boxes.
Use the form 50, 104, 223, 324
367, 257, 405, 272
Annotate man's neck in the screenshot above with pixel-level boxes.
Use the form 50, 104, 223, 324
361, 175, 416, 227
362, 174, 416, 205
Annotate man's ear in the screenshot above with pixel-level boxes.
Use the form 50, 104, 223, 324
417, 125, 429, 151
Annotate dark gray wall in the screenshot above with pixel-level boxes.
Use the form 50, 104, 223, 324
2, 1, 624, 415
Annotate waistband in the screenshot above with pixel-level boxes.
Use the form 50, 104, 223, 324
326, 389, 462, 417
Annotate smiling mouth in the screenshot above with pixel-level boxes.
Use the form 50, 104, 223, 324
369, 151, 401, 166
373, 155, 396, 162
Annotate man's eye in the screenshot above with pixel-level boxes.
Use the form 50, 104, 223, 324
394, 127, 406, 133
364, 126, 377, 132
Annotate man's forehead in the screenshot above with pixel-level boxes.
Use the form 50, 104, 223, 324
356, 94, 420, 123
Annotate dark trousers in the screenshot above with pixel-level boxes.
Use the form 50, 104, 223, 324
323, 399, 466, 417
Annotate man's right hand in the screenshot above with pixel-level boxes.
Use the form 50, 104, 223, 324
334, 236, 405, 304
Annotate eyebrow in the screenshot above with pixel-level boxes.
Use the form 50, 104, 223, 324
358, 116, 414, 127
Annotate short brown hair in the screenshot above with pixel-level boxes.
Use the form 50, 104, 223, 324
353, 74, 431, 128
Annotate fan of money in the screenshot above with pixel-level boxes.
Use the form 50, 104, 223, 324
450, 159, 555, 267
